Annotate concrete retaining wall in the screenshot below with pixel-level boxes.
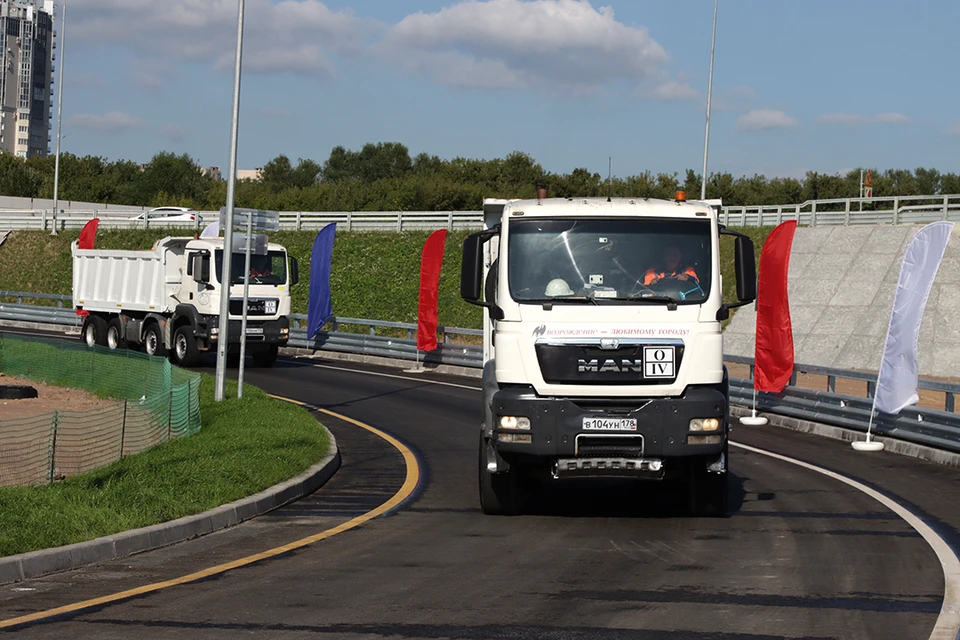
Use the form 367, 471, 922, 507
724, 225, 960, 378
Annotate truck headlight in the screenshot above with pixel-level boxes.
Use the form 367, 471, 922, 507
210, 327, 219, 336
499, 416, 531, 430
280, 327, 289, 336
689, 418, 720, 432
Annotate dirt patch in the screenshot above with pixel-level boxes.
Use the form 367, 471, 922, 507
0, 375, 115, 421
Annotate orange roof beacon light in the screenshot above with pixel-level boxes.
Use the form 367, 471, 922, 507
675, 190, 687, 203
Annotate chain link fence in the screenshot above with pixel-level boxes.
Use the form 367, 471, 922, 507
0, 333, 201, 486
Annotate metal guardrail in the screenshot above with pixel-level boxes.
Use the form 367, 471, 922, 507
717, 193, 960, 227
3, 193, 960, 232
1, 293, 957, 454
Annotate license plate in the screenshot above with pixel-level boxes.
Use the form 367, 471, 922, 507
582, 417, 637, 431
245, 327, 264, 335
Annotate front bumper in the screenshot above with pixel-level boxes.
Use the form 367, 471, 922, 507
489, 385, 727, 464
204, 316, 290, 346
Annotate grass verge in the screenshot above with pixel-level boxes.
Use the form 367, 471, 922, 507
0, 373, 330, 558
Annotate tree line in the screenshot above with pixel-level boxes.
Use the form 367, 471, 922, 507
2, 143, 958, 211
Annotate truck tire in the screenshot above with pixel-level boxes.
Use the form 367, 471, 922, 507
106, 317, 127, 350
478, 432, 524, 516
81, 315, 107, 348
252, 344, 279, 368
143, 323, 166, 357
173, 325, 200, 367
687, 461, 729, 518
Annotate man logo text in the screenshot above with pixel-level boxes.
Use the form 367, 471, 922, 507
578, 359, 643, 373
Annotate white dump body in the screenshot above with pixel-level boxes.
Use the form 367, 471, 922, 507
72, 237, 190, 314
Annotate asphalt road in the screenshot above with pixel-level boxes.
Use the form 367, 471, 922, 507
1, 352, 959, 639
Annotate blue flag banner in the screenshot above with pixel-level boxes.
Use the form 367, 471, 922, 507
307, 223, 337, 341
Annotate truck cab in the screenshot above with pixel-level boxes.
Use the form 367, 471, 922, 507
461, 196, 756, 516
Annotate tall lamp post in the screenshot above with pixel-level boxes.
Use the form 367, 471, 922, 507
700, 0, 718, 201
214, 0, 245, 402
51, 1, 66, 236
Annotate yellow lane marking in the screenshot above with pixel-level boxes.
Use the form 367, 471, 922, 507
0, 402, 419, 630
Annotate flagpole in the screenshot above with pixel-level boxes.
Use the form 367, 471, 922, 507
700, 0, 719, 201
51, 1, 66, 237
215, 0, 245, 402
859, 169, 863, 213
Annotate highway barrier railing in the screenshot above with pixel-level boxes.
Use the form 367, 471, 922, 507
3, 193, 960, 232
2, 294, 958, 455
0, 333, 201, 487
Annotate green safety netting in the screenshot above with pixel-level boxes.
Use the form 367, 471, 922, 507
0, 333, 201, 486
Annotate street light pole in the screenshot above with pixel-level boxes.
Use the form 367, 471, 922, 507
51, 1, 66, 236
215, 0, 245, 402
700, 0, 718, 201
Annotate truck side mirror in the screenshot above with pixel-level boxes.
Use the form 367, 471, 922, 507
192, 254, 211, 285
718, 229, 757, 318
289, 257, 299, 286
461, 233, 485, 302
735, 235, 757, 303
461, 229, 504, 320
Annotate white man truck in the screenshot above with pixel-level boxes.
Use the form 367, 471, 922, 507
72, 236, 299, 367
461, 196, 756, 516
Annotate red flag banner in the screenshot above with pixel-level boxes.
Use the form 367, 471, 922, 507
864, 169, 873, 198
754, 220, 798, 393
416, 229, 448, 352
78, 218, 99, 250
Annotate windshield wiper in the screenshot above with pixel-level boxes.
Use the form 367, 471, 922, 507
525, 296, 599, 305
621, 294, 679, 310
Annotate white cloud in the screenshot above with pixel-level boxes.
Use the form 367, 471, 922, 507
70, 0, 368, 79
736, 109, 799, 131
944, 122, 960, 136
68, 111, 145, 132
646, 81, 699, 101
378, 0, 669, 92
817, 112, 909, 125
873, 112, 909, 124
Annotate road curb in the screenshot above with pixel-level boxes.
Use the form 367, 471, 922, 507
0, 431, 340, 586
730, 405, 960, 468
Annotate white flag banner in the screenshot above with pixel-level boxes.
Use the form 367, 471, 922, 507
874, 221, 954, 414
200, 221, 220, 238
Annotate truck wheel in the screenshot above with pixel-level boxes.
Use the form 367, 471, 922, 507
81, 315, 107, 348
106, 318, 127, 350
173, 326, 200, 367
143, 323, 167, 357
688, 463, 729, 518
478, 432, 524, 516
252, 344, 279, 368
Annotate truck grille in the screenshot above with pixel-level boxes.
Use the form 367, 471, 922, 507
229, 298, 278, 316
575, 434, 644, 457
535, 342, 684, 385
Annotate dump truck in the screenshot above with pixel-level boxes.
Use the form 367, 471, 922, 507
72, 236, 298, 367
461, 194, 757, 516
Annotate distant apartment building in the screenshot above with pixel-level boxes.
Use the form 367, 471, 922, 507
237, 168, 262, 181
0, 0, 54, 158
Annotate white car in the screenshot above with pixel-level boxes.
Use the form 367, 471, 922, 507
131, 207, 198, 224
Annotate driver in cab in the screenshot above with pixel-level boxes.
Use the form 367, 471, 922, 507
643, 244, 699, 285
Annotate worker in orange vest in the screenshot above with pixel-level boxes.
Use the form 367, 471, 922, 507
643, 244, 699, 285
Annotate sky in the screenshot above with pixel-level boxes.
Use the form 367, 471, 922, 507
55, 0, 960, 180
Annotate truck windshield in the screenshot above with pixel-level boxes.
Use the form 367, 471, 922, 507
214, 250, 287, 285
508, 218, 712, 304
